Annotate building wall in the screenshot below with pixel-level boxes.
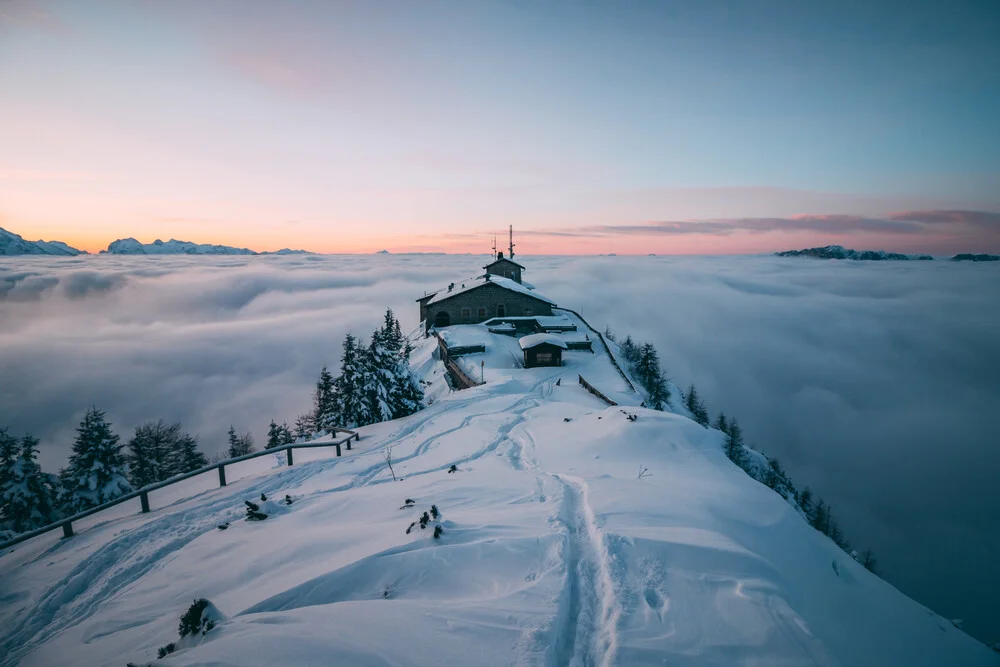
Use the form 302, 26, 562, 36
426, 283, 552, 330
523, 344, 563, 368
485, 259, 522, 283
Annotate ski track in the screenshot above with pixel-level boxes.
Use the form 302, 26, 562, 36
549, 474, 621, 667
0, 373, 563, 665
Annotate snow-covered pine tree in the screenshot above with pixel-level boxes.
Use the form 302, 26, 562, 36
313, 366, 338, 435
227, 427, 255, 458
333, 332, 371, 428
168, 433, 207, 475
2, 435, 55, 532
684, 385, 710, 425
381, 309, 423, 419
619, 335, 640, 366
293, 414, 313, 441
126, 420, 181, 488
0, 427, 17, 523
363, 325, 397, 423
59, 407, 132, 513
266, 420, 283, 449
633, 343, 669, 410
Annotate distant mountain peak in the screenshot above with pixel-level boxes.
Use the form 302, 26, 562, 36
0, 226, 86, 256
776, 246, 934, 261
102, 237, 257, 255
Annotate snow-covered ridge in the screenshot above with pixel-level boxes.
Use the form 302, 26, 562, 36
103, 237, 258, 255
1, 321, 996, 666
0, 226, 85, 256
776, 245, 934, 260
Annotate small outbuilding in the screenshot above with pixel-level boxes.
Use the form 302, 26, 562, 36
519, 333, 567, 368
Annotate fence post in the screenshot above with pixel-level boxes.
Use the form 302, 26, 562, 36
286, 447, 294, 466
345, 436, 352, 451
140, 491, 150, 513
62, 522, 73, 539
335, 443, 342, 457
218, 464, 227, 487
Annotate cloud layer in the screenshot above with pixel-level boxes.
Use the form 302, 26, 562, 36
1, 253, 998, 643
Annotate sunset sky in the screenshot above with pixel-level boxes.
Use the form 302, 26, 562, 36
1, 0, 998, 255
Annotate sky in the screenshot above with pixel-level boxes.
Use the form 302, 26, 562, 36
1, 253, 999, 643
1, 0, 999, 254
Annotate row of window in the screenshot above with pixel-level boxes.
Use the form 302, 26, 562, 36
458, 305, 531, 321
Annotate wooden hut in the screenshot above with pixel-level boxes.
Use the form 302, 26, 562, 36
519, 333, 567, 368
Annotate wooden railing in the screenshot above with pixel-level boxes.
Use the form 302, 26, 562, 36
0, 430, 359, 552
433, 332, 484, 390
554, 308, 639, 394
579, 374, 618, 406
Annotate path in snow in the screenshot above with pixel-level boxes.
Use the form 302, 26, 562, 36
550, 474, 622, 667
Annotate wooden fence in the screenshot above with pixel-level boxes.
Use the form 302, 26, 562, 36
579, 374, 618, 406
433, 332, 484, 390
553, 307, 639, 394
0, 430, 359, 551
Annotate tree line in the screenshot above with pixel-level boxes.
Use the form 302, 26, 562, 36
685, 384, 878, 573
607, 326, 878, 574
1, 308, 424, 539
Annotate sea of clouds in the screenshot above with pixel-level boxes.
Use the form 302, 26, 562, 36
1, 252, 998, 643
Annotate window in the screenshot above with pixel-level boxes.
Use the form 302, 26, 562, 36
478, 307, 487, 318
524, 308, 533, 317
535, 352, 553, 364
461, 307, 471, 321
496, 304, 506, 317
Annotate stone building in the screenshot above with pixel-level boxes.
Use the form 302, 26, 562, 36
519, 333, 566, 368
483, 252, 524, 284
417, 273, 555, 331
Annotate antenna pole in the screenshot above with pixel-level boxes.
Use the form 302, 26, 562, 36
508, 225, 515, 259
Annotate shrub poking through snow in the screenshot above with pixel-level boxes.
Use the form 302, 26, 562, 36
157, 643, 175, 659
406, 521, 416, 534
284, 494, 293, 505
447, 464, 457, 473
433, 525, 443, 539
260, 493, 267, 502
179, 598, 220, 638
430, 504, 439, 519
217, 522, 229, 530
244, 500, 268, 521
419, 511, 430, 529
400, 498, 416, 509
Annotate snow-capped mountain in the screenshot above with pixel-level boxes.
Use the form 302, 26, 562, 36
0, 227, 85, 256
103, 238, 258, 255
776, 245, 934, 260
1, 314, 996, 667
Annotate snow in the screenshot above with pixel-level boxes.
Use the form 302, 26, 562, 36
519, 333, 569, 350
1, 331, 997, 666
426, 275, 556, 306
103, 238, 257, 255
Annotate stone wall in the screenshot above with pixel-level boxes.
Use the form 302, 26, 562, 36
426, 283, 553, 330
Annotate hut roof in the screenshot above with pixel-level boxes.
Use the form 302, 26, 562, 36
519, 333, 568, 350
427, 275, 555, 307
484, 256, 526, 270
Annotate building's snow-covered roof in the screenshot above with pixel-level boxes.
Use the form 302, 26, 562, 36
519, 333, 568, 350
484, 256, 526, 270
427, 275, 555, 307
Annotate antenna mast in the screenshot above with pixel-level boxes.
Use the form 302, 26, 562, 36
491, 234, 497, 259
508, 225, 515, 259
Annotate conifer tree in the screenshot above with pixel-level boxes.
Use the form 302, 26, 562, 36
313, 366, 338, 435
334, 332, 371, 428
3, 435, 55, 532
364, 326, 397, 423
633, 343, 669, 410
619, 335, 639, 365
0, 427, 18, 515
227, 427, 255, 458
714, 411, 729, 434
60, 407, 131, 513
724, 418, 746, 466
126, 420, 181, 488
266, 421, 295, 449
684, 385, 710, 426
293, 414, 313, 441
168, 433, 207, 474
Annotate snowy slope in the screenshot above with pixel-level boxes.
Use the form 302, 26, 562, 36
1, 332, 996, 667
